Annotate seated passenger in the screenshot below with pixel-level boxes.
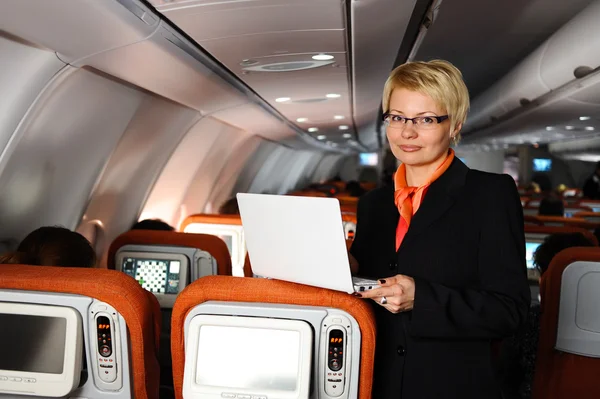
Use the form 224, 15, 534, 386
15, 226, 97, 267
345, 180, 366, 197
131, 219, 175, 231
0, 251, 37, 265
218, 197, 240, 215
499, 232, 595, 399
538, 196, 564, 216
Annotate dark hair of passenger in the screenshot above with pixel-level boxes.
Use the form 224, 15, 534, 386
219, 197, 240, 215
538, 196, 564, 216
0, 251, 38, 265
533, 232, 595, 275
131, 219, 175, 231
345, 180, 366, 197
17, 226, 97, 268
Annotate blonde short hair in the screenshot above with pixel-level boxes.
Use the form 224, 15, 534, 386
382, 60, 470, 141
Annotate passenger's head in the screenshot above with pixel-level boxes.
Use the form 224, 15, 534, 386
0, 251, 37, 265
345, 181, 366, 197
17, 226, 96, 268
218, 197, 240, 215
382, 60, 469, 166
131, 219, 174, 231
533, 232, 595, 275
538, 196, 565, 216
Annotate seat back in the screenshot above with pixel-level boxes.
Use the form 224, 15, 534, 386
532, 248, 600, 399
342, 212, 357, 240
573, 211, 600, 223
179, 214, 245, 276
0, 265, 160, 399
563, 205, 593, 218
108, 230, 231, 277
171, 276, 376, 399
535, 216, 598, 230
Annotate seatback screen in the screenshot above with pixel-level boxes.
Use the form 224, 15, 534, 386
122, 258, 181, 294
195, 326, 300, 391
525, 242, 541, 269
0, 314, 66, 374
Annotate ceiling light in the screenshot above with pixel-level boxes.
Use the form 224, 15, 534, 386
317, 135, 326, 140
308, 127, 319, 133
296, 117, 308, 123
326, 93, 341, 99
565, 126, 574, 130
343, 133, 352, 138
586, 126, 595, 131
546, 126, 554, 131
275, 97, 291, 103
580, 116, 591, 121
312, 53, 334, 61
339, 125, 349, 130
334, 115, 345, 120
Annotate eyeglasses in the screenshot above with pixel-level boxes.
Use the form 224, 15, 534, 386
383, 113, 449, 130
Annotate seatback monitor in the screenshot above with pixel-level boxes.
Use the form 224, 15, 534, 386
0, 302, 82, 397
116, 251, 189, 307
525, 242, 541, 270
358, 153, 378, 166
532, 158, 552, 172
184, 315, 312, 399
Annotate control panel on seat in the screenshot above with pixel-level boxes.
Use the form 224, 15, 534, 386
89, 302, 123, 391
320, 314, 352, 399
96, 315, 116, 383
325, 328, 346, 397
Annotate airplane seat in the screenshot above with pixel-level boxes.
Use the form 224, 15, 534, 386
536, 216, 596, 230
342, 213, 357, 241
573, 211, 600, 223
171, 275, 376, 399
524, 215, 543, 225
108, 229, 232, 277
532, 247, 600, 399
107, 229, 232, 393
179, 214, 245, 277
523, 206, 539, 216
524, 225, 599, 245
0, 265, 160, 399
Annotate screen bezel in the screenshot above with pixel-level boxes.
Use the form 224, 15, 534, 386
183, 314, 312, 399
0, 302, 82, 397
115, 250, 189, 307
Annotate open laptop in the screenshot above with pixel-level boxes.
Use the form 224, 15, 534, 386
237, 193, 379, 294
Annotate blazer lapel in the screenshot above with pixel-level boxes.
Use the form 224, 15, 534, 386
402, 158, 469, 241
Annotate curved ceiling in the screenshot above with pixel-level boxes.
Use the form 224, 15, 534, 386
147, 0, 420, 151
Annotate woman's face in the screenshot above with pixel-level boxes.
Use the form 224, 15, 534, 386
386, 88, 457, 167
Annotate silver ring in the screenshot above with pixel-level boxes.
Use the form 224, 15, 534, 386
380, 296, 387, 305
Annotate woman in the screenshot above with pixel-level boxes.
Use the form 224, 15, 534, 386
350, 60, 530, 399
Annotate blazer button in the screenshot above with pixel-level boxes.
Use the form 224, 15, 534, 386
397, 345, 406, 356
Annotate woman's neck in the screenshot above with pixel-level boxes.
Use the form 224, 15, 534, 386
405, 152, 449, 187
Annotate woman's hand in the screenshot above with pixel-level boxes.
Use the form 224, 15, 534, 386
358, 275, 415, 314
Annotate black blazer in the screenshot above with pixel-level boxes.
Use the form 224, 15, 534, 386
350, 158, 530, 399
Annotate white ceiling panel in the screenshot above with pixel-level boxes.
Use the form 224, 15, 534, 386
159, 0, 344, 41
